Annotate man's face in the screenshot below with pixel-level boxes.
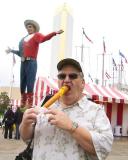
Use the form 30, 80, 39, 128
57, 65, 85, 104
26, 24, 36, 34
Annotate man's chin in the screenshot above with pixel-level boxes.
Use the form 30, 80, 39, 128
64, 91, 72, 96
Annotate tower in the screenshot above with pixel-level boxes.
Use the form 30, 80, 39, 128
50, 3, 73, 77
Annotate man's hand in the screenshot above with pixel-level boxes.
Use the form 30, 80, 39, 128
44, 108, 72, 132
21, 108, 39, 127
56, 29, 64, 34
19, 107, 39, 141
5, 47, 12, 54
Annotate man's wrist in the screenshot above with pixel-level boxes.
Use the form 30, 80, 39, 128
69, 121, 79, 134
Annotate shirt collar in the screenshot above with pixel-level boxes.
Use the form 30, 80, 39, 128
55, 95, 88, 110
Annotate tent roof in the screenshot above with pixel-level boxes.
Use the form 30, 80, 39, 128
33, 77, 128, 105
84, 84, 128, 104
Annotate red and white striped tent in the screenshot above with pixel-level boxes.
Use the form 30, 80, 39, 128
33, 77, 128, 105
33, 77, 128, 136
83, 84, 128, 104
33, 77, 58, 106
10, 99, 21, 106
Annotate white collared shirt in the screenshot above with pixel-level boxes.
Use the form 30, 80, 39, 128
32, 96, 113, 160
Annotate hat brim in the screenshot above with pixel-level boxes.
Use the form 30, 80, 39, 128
24, 20, 40, 32
57, 58, 83, 74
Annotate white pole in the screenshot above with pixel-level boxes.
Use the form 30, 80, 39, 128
81, 28, 84, 63
102, 52, 105, 86
9, 55, 14, 99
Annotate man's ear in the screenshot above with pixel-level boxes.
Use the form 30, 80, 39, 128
82, 79, 85, 88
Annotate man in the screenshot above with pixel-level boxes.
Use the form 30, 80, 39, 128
6, 19, 64, 108
19, 58, 113, 160
14, 107, 23, 139
2, 106, 15, 139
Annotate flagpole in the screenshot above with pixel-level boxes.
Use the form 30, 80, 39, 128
75, 46, 78, 59
118, 58, 123, 89
102, 37, 105, 86
9, 54, 15, 99
120, 58, 123, 86
96, 54, 98, 79
118, 64, 121, 89
112, 66, 115, 86
102, 52, 105, 86
81, 28, 84, 62
9, 63, 13, 99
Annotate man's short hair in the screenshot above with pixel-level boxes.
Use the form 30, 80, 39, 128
57, 58, 84, 76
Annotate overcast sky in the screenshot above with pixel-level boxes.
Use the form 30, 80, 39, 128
0, 0, 128, 87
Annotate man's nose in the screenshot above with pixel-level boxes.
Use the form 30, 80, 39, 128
64, 75, 70, 81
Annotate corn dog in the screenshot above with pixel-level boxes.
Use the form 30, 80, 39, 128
43, 86, 69, 108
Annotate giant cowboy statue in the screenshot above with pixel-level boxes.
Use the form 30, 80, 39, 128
6, 19, 64, 108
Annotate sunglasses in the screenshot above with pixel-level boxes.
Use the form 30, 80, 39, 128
57, 73, 81, 80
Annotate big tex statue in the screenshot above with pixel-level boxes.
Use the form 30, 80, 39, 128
6, 19, 64, 108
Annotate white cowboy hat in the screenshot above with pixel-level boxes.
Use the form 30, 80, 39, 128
24, 19, 40, 32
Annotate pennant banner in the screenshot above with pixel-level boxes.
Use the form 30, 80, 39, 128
103, 38, 106, 53
112, 58, 117, 70
88, 73, 93, 82
83, 29, 93, 43
121, 59, 124, 71
105, 72, 111, 79
119, 51, 128, 63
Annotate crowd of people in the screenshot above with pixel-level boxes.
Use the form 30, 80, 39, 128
2, 106, 23, 140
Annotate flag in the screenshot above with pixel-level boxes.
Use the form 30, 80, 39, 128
83, 29, 93, 43
103, 37, 106, 53
119, 50, 128, 63
105, 72, 111, 79
88, 73, 93, 82
112, 58, 117, 70
13, 53, 16, 66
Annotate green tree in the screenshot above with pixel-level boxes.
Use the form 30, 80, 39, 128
0, 92, 10, 114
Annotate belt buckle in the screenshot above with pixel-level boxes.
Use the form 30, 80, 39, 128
26, 57, 31, 60
21, 57, 25, 62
